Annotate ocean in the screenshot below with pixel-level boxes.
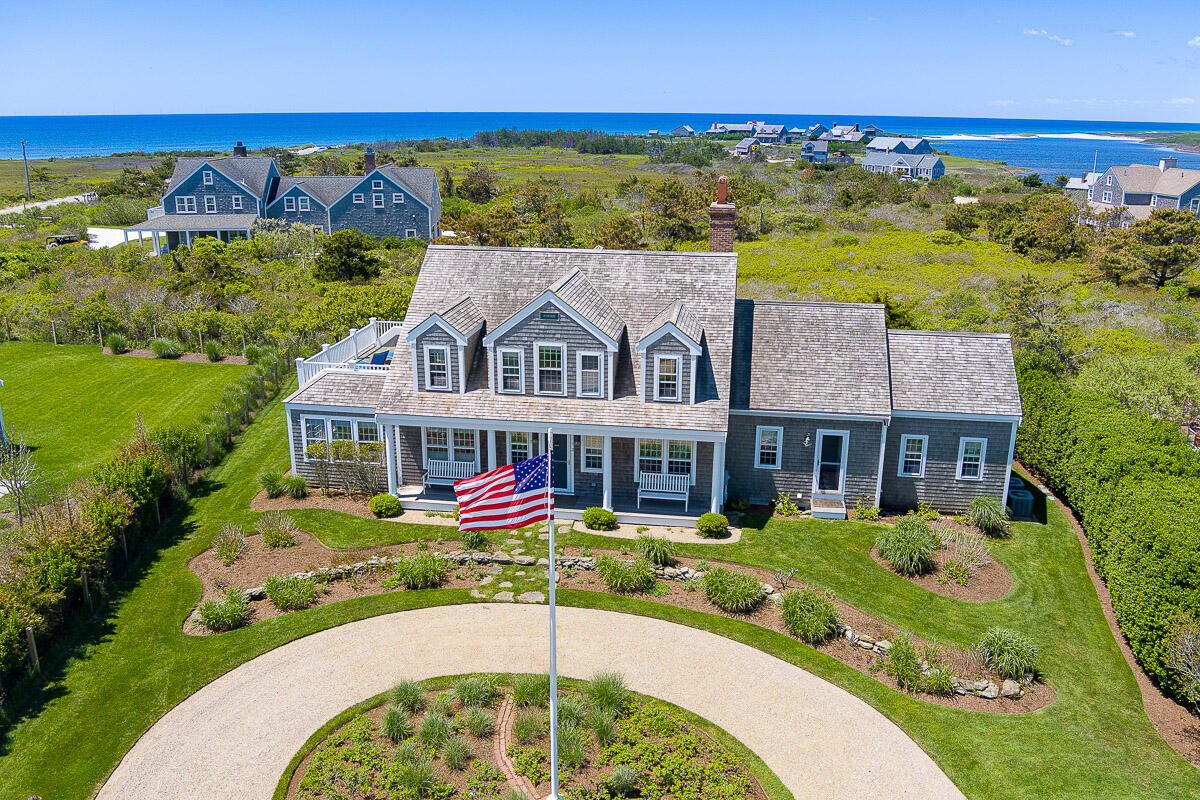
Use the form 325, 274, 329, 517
2, 112, 1199, 178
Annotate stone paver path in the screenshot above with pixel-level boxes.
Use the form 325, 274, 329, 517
97, 604, 964, 800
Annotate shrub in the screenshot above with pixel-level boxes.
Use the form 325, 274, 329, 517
383, 704, 414, 743
281, 474, 308, 499
556, 693, 587, 727
105, 333, 130, 354
203, 340, 223, 362
634, 534, 676, 565
582, 507, 618, 531
928, 229, 962, 245
773, 491, 800, 517
263, 575, 318, 611
255, 511, 298, 547
701, 566, 763, 613
874, 518, 937, 575
853, 497, 881, 521
512, 707, 543, 744
149, 337, 183, 358
212, 523, 246, 566
779, 588, 841, 643
882, 633, 923, 691
385, 552, 449, 589
556, 722, 587, 769
978, 627, 1039, 679
695, 512, 729, 538
462, 706, 494, 737
394, 757, 441, 799
586, 671, 630, 716
369, 493, 402, 518
608, 765, 641, 798
390, 679, 426, 715
197, 586, 249, 631
419, 712, 453, 750
594, 555, 656, 593
938, 558, 971, 587
454, 676, 495, 708
462, 529, 490, 550
513, 673, 550, 707
443, 736, 472, 770
258, 470, 284, 498
968, 496, 1010, 537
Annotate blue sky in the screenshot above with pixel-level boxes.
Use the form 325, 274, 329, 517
2, 0, 1199, 121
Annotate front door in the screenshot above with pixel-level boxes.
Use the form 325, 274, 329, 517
814, 430, 847, 495
551, 433, 571, 494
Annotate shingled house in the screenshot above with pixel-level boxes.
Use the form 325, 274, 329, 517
283, 181, 1019, 524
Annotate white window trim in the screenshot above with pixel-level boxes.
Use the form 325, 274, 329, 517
1190, 198, 1200, 212
634, 437, 696, 485
204, 196, 217, 213
956, 437, 987, 481
175, 196, 196, 214
422, 427, 479, 469
1106, 175, 1112, 185
352, 193, 365, 204
1102, 190, 1113, 203
507, 431, 532, 464
897, 434, 928, 478
405, 229, 417, 238
284, 197, 296, 212
372, 179, 384, 190
581, 435, 604, 473
393, 192, 405, 203
300, 414, 378, 461
423, 344, 451, 392
373, 193, 385, 208
497, 347, 524, 394
1150, 195, 1158, 208
812, 429, 850, 496
355, 419, 380, 443
534, 342, 566, 396
653, 354, 682, 402
754, 425, 783, 470
202, 170, 214, 185
576, 350, 603, 398
298, 196, 310, 211
231, 195, 243, 210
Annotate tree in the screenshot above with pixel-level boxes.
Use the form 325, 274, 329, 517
312, 230, 383, 282
996, 273, 1081, 372
941, 204, 979, 237
458, 206, 521, 247
1168, 615, 1200, 714
459, 163, 499, 203
595, 213, 644, 250
1009, 194, 1083, 259
0, 433, 41, 527
642, 177, 705, 245
439, 166, 454, 199
1074, 350, 1200, 425
1100, 209, 1200, 288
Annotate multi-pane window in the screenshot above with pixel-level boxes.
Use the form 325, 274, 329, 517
175, 196, 196, 213
231, 195, 243, 210
656, 356, 679, 401
453, 429, 477, 463
393, 192, 405, 203
1102, 190, 1113, 203
425, 428, 449, 462
353, 193, 365, 204
537, 345, 564, 394
957, 438, 986, 480
899, 435, 927, 477
356, 421, 379, 443
638, 439, 663, 475
405, 229, 417, 238
330, 419, 354, 442
425, 347, 449, 390
579, 353, 601, 397
373, 193, 385, 208
298, 196, 310, 211
637, 439, 693, 479
500, 349, 522, 392
425, 428, 476, 464
667, 441, 692, 475
303, 418, 325, 451
203, 170, 214, 185
582, 436, 604, 472
284, 197, 296, 211
755, 426, 782, 469
509, 432, 530, 463
204, 196, 217, 213
372, 180, 384, 190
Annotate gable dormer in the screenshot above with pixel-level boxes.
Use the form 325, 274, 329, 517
406, 295, 484, 394
482, 269, 623, 399
636, 301, 703, 404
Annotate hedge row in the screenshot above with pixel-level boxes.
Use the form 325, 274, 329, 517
0, 350, 293, 691
1016, 367, 1200, 701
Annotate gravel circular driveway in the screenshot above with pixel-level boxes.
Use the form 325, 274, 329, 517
98, 604, 964, 800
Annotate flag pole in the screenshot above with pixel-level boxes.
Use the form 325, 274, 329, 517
546, 427, 558, 800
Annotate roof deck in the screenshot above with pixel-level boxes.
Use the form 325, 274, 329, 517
295, 318, 405, 387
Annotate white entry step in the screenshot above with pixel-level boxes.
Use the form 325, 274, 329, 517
811, 497, 847, 520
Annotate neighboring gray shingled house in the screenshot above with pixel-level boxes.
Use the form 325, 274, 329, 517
1087, 157, 1200, 225
861, 151, 945, 179
124, 144, 440, 252
284, 220, 1020, 524
865, 137, 934, 155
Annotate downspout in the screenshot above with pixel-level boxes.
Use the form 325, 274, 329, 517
874, 419, 888, 508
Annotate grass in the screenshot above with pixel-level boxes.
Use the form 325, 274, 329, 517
0, 342, 247, 492
415, 148, 649, 194
0, 154, 160, 204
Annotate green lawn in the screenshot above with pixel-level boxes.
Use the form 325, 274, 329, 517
0, 393, 1196, 799
0, 342, 248, 491
0, 155, 162, 205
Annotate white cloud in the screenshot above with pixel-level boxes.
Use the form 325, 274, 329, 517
1024, 28, 1074, 46
989, 99, 1019, 107
1189, 36, 1200, 46
1167, 97, 1196, 105
1115, 30, 1135, 38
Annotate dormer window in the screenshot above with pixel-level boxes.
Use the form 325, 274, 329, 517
577, 352, 602, 397
499, 348, 524, 393
203, 170, 214, 185
536, 344, 565, 395
424, 346, 450, 390
654, 356, 680, 401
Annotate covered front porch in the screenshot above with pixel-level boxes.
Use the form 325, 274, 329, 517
124, 213, 260, 255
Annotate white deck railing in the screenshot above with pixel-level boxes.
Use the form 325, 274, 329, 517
295, 317, 405, 386
424, 459, 478, 485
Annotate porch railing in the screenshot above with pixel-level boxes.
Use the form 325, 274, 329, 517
424, 459, 478, 486
295, 317, 405, 387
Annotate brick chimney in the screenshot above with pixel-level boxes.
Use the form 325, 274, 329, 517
233, 140, 247, 157
708, 175, 736, 253
363, 146, 376, 173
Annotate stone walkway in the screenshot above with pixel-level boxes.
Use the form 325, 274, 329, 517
97, 605, 964, 800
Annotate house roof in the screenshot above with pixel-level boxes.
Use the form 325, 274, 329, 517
736, 137, 759, 149
730, 301, 892, 417
168, 157, 273, 199
887, 330, 1021, 416
126, 213, 261, 231
439, 295, 486, 335
286, 371, 387, 410
787, 127, 805, 134
1064, 172, 1101, 191
755, 124, 786, 136
861, 152, 942, 169
866, 137, 927, 151
275, 176, 361, 207
373, 246, 738, 432
671, 125, 695, 134
802, 140, 829, 153
548, 268, 626, 342
378, 165, 439, 208
642, 300, 704, 345
1107, 164, 1200, 197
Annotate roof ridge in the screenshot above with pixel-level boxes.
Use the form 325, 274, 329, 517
748, 299, 886, 310
888, 329, 1011, 339
426, 244, 736, 257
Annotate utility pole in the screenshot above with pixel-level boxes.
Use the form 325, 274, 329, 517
20, 140, 32, 206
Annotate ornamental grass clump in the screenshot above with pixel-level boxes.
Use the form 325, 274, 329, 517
874, 517, 938, 575
203, 340, 223, 362
149, 337, 183, 359
258, 470, 284, 498
701, 566, 763, 613
978, 627, 1039, 679
607, 765, 641, 798
779, 588, 841, 643
462, 706, 494, 737
281, 475, 308, 499
255, 511, 298, 547
263, 575, 317, 611
104, 333, 130, 354
197, 585, 249, 632
594, 555, 656, 593
512, 673, 551, 707
555, 694, 587, 727
454, 676, 495, 708
443, 736, 473, 770
390, 679, 426, 715
462, 529, 490, 550
383, 704, 414, 743
394, 757, 442, 799
556, 722, 588, 769
587, 708, 616, 746
419, 712, 452, 750
385, 552, 449, 590
634, 534, 677, 566
212, 522, 246, 566
586, 671, 630, 716
512, 708, 543, 745
968, 496, 1011, 537
882, 633, 924, 692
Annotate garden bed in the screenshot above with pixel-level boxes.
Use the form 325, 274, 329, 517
869, 514, 1013, 602
105, 346, 250, 364
250, 487, 461, 526
868, 546, 1012, 602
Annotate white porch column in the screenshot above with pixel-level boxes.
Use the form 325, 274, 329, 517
123, 230, 129, 245
710, 439, 726, 514
185, 230, 192, 247
487, 429, 497, 471
602, 435, 613, 510
384, 423, 398, 495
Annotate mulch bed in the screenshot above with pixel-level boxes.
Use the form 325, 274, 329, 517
250, 489, 378, 519
871, 515, 1014, 602
106, 347, 249, 365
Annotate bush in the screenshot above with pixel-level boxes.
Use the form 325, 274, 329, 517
105, 333, 130, 354
556, 722, 587, 769
212, 522, 246, 566
978, 627, 1038, 679
454, 676, 495, 708
394, 757, 441, 799
695, 512, 729, 538
608, 765, 641, 798
512, 673, 550, 707
779, 588, 841, 643
390, 679, 426, 715
258, 470, 284, 498
512, 707, 543, 744
149, 338, 183, 358
831, 233, 859, 247
968, 496, 1010, 537
203, 340, 223, 362
882, 633, 923, 691
586, 671, 630, 715
462, 706, 494, 737
582, 507, 618, 531
197, 585, 249, 631
594, 555, 656, 593
384, 552, 449, 589
874, 517, 938, 575
928, 229, 962, 245
443, 736, 472, 770
369, 493, 402, 518
588, 707, 616, 746
383, 704, 414, 743
255, 511, 298, 547
701, 566, 763, 613
923, 667, 956, 696
281, 474, 308, 499
853, 497, 881, 521
419, 712, 453, 750
263, 575, 318, 611
634, 534, 676, 566
556, 693, 587, 726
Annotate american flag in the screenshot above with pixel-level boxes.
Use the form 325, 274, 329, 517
454, 453, 553, 531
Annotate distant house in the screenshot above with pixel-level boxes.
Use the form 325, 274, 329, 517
861, 124, 887, 137
799, 140, 829, 163
1087, 158, 1200, 224
734, 137, 761, 156
124, 144, 441, 253
865, 137, 934, 155
820, 123, 866, 143
706, 122, 758, 136
827, 152, 855, 165
1063, 172, 1101, 200
670, 125, 695, 137
648, 130, 660, 137
753, 124, 786, 144
805, 124, 830, 138
781, 127, 806, 144
861, 152, 945, 179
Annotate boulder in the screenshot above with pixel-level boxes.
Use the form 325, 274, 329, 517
979, 682, 1000, 699
875, 640, 892, 651
517, 591, 545, 603
493, 591, 515, 602
491, 552, 514, 564
513, 555, 537, 566
1000, 679, 1022, 699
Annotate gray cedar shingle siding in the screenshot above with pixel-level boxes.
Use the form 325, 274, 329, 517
880, 418, 1014, 513
414, 326, 462, 393
328, 171, 433, 239
288, 408, 387, 491
269, 184, 330, 231
493, 300, 608, 397
162, 164, 260, 217
643, 334, 693, 404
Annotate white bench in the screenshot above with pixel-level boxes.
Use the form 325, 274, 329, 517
637, 472, 690, 512
423, 459, 477, 488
